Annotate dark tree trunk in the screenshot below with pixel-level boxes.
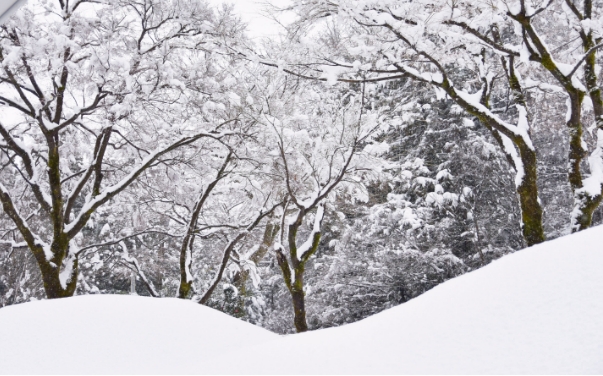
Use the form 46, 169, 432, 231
516, 143, 545, 245
34, 239, 78, 299
571, 27, 603, 232
291, 288, 308, 333
40, 264, 78, 299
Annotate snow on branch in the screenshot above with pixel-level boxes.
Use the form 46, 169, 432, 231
0, 122, 52, 213
75, 229, 182, 256
119, 242, 159, 298
299, 202, 325, 263
565, 42, 603, 78
64, 124, 238, 239
0, 182, 51, 261
453, 89, 534, 149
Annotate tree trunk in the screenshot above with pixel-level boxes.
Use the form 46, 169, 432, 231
177, 242, 193, 299
234, 222, 279, 292
291, 288, 308, 333
571, 30, 603, 232
447, 88, 545, 246
40, 267, 76, 298
565, 91, 597, 232
275, 246, 310, 333
36, 240, 78, 299
233, 222, 279, 313
290, 258, 309, 333
516, 143, 545, 245
500, 55, 545, 246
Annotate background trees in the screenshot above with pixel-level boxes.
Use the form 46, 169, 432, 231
1, 0, 601, 334
0, 0, 246, 298
278, 0, 603, 235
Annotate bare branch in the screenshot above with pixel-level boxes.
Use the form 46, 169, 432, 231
65, 122, 238, 239
566, 42, 603, 78
0, 122, 51, 213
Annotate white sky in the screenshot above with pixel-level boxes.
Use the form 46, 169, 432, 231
1, 0, 293, 38
0, 0, 17, 17
208, 0, 294, 39
0, 0, 26, 24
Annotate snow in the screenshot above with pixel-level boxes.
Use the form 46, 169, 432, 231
455, 89, 534, 151
500, 132, 526, 187
296, 202, 325, 260
363, 141, 389, 155
320, 65, 349, 85
577, 129, 603, 198
0, 295, 278, 374
58, 251, 76, 289
2, 225, 603, 373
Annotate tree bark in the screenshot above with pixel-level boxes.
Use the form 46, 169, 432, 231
572, 23, 603, 231
275, 202, 326, 332
197, 204, 280, 304
510, 9, 602, 232
291, 287, 308, 333
39, 240, 78, 299
516, 143, 545, 245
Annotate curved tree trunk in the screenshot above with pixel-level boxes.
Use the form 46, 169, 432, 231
178, 154, 232, 299
197, 204, 280, 304
444, 76, 545, 246
571, 22, 603, 231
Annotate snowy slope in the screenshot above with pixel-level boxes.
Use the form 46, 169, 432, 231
1, 226, 603, 374
0, 295, 279, 374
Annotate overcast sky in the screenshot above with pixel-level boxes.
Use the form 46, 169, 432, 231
0, 0, 26, 24
1, 1, 293, 38
208, 0, 294, 39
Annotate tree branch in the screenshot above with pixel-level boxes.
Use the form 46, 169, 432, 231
0, 122, 51, 213
197, 202, 281, 304
65, 122, 238, 239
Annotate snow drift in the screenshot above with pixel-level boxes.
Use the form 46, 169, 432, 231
1, 226, 603, 374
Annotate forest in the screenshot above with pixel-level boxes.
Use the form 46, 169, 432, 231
0, 0, 601, 335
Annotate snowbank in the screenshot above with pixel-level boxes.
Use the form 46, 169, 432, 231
0, 295, 278, 374
1, 226, 603, 374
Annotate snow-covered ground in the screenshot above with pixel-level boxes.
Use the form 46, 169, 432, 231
1, 226, 602, 374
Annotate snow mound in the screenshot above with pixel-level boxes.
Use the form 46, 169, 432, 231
1, 226, 603, 374
0, 295, 278, 374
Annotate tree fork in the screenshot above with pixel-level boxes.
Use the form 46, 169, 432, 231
39, 259, 78, 299
37, 239, 78, 299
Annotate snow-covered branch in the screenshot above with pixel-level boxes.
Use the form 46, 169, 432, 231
65, 125, 238, 239
178, 152, 233, 299
197, 202, 281, 304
